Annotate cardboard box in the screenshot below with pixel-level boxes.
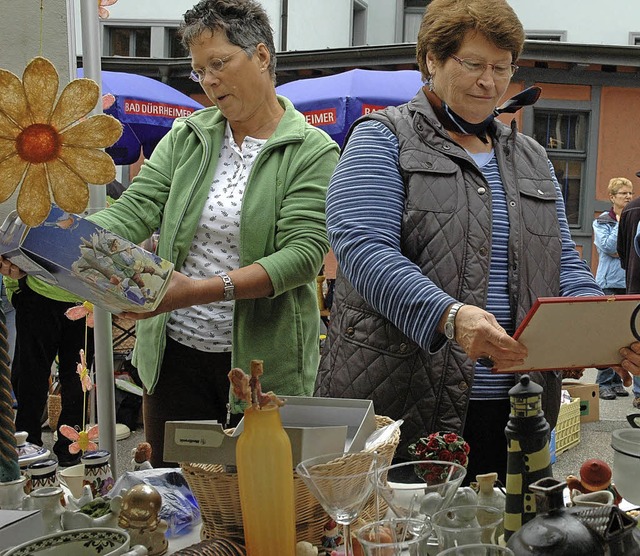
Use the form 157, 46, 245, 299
563, 382, 599, 423
164, 396, 376, 467
0, 510, 44, 550
0, 207, 173, 314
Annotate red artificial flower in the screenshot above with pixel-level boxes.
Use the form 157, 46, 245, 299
426, 437, 440, 451
443, 432, 459, 444
438, 449, 454, 462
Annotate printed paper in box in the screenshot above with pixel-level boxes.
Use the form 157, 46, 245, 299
0, 206, 173, 314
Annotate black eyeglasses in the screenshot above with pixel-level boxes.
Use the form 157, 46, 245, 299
450, 55, 518, 79
189, 49, 245, 83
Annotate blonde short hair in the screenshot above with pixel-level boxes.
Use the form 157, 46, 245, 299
608, 177, 633, 196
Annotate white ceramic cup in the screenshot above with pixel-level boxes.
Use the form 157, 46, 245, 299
58, 464, 85, 499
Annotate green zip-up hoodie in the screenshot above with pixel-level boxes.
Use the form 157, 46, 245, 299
89, 96, 339, 406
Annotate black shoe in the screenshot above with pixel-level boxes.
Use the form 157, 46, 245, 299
599, 386, 616, 400
613, 384, 630, 397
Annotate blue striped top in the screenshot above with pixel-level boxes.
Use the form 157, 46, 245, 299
326, 120, 602, 399
469, 151, 514, 398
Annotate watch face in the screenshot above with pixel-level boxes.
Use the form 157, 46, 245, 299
444, 322, 454, 339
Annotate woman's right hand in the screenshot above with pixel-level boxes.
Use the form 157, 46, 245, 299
0, 256, 26, 279
454, 304, 527, 369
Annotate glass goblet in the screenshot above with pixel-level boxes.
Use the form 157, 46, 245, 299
431, 504, 504, 551
354, 517, 432, 555
377, 460, 467, 550
296, 451, 382, 556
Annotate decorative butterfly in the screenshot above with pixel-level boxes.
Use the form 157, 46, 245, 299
60, 424, 99, 454
76, 349, 93, 393
98, 0, 118, 19
102, 93, 116, 111
65, 301, 94, 328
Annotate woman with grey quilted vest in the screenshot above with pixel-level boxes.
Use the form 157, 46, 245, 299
315, 0, 640, 484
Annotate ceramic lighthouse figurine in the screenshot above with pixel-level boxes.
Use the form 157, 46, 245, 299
503, 374, 553, 541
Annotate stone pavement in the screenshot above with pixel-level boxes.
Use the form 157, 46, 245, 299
552, 367, 639, 481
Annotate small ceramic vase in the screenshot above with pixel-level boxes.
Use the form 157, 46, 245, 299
81, 450, 115, 498
23, 486, 65, 534
0, 474, 28, 509
26, 458, 59, 492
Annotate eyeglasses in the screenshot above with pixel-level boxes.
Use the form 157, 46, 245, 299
189, 48, 245, 83
450, 55, 518, 79
615, 191, 634, 196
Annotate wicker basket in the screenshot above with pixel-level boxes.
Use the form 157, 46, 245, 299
47, 393, 61, 431
181, 414, 400, 546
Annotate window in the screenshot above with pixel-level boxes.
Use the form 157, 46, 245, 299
109, 27, 150, 57
403, 1, 429, 42
103, 24, 185, 58
533, 110, 589, 226
525, 31, 567, 42
352, 0, 367, 46
630, 33, 640, 46
167, 28, 188, 58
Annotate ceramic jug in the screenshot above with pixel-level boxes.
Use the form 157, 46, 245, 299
81, 450, 114, 498
23, 486, 65, 534
506, 477, 640, 555
26, 458, 59, 492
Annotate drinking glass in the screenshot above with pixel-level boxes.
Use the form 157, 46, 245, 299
376, 460, 466, 553
431, 504, 504, 551
296, 451, 382, 556
437, 545, 515, 556
354, 517, 432, 555
379, 461, 464, 515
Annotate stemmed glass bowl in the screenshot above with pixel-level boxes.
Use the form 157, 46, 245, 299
296, 451, 382, 556
376, 460, 467, 546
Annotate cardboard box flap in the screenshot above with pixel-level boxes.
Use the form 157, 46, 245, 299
164, 396, 376, 467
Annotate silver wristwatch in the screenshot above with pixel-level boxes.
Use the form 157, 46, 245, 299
219, 272, 235, 301
444, 302, 464, 341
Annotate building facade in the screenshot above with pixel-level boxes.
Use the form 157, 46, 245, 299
73, 0, 640, 264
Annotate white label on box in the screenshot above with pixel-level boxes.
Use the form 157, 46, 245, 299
174, 427, 226, 448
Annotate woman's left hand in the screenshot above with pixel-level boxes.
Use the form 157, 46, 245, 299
616, 342, 640, 385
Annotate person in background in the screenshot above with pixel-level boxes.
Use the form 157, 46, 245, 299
6, 0, 337, 468
5, 276, 93, 467
617, 173, 640, 409
593, 177, 633, 400
314, 0, 640, 484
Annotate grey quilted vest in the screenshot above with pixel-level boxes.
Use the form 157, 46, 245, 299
315, 90, 564, 459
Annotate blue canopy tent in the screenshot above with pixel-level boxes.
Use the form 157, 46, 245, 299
78, 69, 204, 165
276, 69, 425, 147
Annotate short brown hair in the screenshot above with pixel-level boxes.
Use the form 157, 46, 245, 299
416, 0, 525, 80
608, 177, 633, 196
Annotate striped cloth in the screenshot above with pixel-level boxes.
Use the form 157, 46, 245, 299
327, 120, 602, 399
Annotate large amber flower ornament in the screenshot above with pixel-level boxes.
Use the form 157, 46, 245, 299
0, 57, 122, 226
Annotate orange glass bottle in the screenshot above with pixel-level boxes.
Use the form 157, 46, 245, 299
236, 364, 296, 556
